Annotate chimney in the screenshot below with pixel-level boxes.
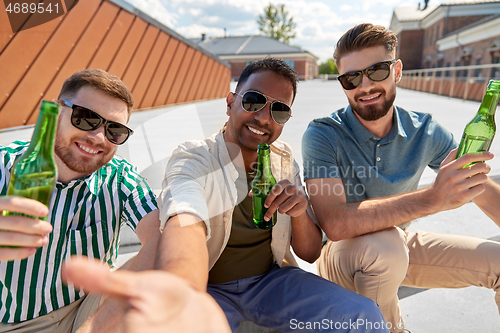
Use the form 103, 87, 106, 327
422, 0, 429, 10
224, 28, 227, 38
201, 33, 206, 41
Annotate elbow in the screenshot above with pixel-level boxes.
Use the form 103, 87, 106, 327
303, 250, 321, 264
319, 220, 351, 242
296, 247, 321, 264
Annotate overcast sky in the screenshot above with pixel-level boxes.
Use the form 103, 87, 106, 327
122, 0, 440, 62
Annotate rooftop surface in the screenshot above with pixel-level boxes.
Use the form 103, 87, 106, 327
1, 79, 499, 332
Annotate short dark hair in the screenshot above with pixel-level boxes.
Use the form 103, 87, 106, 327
334, 23, 398, 66
236, 58, 299, 103
58, 69, 134, 116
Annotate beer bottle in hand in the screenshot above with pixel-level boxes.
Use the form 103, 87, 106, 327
3, 100, 59, 220
456, 80, 500, 167
252, 143, 277, 229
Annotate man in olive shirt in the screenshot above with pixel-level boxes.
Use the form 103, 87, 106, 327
156, 58, 388, 332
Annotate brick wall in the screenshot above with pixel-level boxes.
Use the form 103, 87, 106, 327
397, 30, 423, 70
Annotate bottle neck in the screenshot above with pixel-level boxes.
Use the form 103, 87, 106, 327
256, 149, 272, 178
480, 81, 500, 116
28, 109, 58, 157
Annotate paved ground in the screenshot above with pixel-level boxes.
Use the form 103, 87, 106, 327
1, 79, 499, 332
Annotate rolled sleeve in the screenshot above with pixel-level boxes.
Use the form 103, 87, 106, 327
159, 143, 212, 239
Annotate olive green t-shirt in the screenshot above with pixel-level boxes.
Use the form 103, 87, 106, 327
208, 169, 274, 284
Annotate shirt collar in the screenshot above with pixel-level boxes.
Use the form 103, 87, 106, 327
56, 170, 99, 195
345, 105, 407, 144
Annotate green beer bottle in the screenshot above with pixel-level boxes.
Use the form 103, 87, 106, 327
252, 143, 277, 229
456, 80, 500, 167
3, 100, 59, 220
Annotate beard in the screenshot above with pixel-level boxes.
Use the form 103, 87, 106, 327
349, 83, 396, 121
54, 132, 115, 176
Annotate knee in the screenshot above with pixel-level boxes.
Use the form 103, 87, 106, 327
355, 227, 409, 275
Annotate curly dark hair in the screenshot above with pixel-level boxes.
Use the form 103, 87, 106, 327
236, 58, 299, 103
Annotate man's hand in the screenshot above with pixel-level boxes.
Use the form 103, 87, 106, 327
0, 196, 51, 261
259, 180, 308, 221
429, 148, 493, 212
63, 257, 231, 333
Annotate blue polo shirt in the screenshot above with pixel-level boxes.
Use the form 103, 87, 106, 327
302, 106, 458, 205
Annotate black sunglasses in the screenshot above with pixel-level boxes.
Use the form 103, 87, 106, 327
234, 90, 292, 125
59, 100, 133, 145
337, 60, 397, 90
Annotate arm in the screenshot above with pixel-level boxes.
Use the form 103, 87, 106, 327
76, 210, 162, 333
63, 257, 230, 333
472, 168, 500, 227
263, 180, 322, 263
307, 150, 493, 241
156, 213, 209, 291
0, 196, 52, 261
118, 210, 161, 271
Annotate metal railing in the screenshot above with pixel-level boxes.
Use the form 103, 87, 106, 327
400, 63, 500, 101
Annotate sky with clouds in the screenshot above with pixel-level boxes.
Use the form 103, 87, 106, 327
122, 0, 440, 62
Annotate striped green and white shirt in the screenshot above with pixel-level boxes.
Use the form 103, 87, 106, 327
0, 141, 158, 323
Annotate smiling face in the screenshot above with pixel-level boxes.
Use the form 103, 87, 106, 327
337, 45, 401, 122
55, 86, 129, 183
224, 70, 293, 155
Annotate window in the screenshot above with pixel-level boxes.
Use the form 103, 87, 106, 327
445, 62, 451, 77
475, 59, 482, 77
463, 59, 470, 78
493, 56, 500, 79
455, 61, 461, 78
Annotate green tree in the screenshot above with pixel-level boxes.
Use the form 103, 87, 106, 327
257, 3, 296, 44
318, 58, 338, 75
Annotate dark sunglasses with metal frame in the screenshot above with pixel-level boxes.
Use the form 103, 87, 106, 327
233, 90, 292, 125
337, 59, 397, 91
59, 99, 134, 145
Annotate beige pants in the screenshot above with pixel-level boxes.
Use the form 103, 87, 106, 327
318, 227, 500, 333
0, 294, 101, 333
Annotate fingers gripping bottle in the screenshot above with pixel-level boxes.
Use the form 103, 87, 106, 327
252, 143, 277, 229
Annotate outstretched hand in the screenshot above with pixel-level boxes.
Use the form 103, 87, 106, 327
63, 257, 231, 333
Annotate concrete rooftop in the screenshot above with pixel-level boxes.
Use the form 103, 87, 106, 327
1, 79, 499, 332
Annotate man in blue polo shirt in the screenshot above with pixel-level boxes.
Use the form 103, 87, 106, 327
302, 23, 500, 333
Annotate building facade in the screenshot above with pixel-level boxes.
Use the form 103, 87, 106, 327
390, 0, 500, 75
192, 35, 318, 81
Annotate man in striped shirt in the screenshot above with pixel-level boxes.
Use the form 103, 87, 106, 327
0, 69, 160, 332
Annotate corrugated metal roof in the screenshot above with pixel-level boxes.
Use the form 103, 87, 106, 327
193, 35, 306, 56
0, 0, 231, 129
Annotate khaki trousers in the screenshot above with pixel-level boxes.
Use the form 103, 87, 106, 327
0, 294, 101, 333
318, 227, 500, 333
